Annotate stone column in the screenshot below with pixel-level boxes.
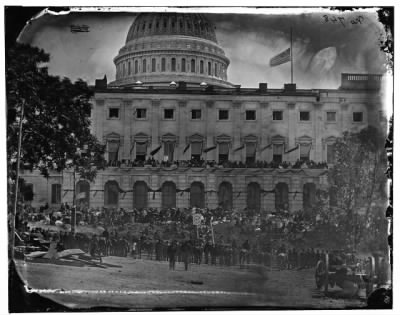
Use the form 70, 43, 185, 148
259, 102, 269, 161
205, 100, 215, 161
206, 173, 218, 209
287, 102, 296, 163
178, 100, 187, 160
232, 101, 242, 161
95, 99, 104, 141
123, 100, 132, 161
313, 102, 323, 162
151, 99, 161, 160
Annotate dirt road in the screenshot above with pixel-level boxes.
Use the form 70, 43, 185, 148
15, 257, 365, 310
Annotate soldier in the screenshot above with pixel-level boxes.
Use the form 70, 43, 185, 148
167, 240, 178, 270
211, 243, 218, 265
181, 240, 192, 271
204, 241, 212, 265
155, 239, 163, 261
89, 234, 102, 262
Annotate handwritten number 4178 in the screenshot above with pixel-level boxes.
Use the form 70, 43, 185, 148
323, 15, 364, 27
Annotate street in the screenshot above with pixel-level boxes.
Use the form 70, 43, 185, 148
15, 257, 365, 310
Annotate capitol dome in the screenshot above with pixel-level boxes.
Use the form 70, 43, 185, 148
109, 13, 234, 88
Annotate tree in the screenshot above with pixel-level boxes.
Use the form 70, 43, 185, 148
327, 125, 388, 251
7, 43, 105, 183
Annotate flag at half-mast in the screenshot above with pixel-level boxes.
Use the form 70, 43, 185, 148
269, 48, 291, 67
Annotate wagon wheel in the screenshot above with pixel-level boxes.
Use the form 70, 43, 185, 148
315, 260, 328, 289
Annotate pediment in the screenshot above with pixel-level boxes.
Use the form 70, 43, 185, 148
216, 134, 231, 142
296, 135, 313, 143
134, 132, 150, 142
271, 135, 286, 144
162, 133, 178, 142
189, 133, 205, 142
243, 134, 258, 142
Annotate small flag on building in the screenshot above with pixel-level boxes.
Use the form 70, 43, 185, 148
284, 144, 299, 154
77, 192, 86, 200
150, 145, 162, 156
233, 144, 245, 152
258, 143, 272, 152
183, 143, 191, 154
269, 48, 291, 67
203, 145, 217, 153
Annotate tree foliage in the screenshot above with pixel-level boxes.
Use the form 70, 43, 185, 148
327, 125, 388, 251
7, 43, 105, 181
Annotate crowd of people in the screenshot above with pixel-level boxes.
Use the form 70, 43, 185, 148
103, 156, 329, 170
13, 197, 354, 272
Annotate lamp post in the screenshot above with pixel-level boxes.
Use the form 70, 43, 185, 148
10, 99, 25, 261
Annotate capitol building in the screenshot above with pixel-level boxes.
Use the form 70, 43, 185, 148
23, 12, 385, 214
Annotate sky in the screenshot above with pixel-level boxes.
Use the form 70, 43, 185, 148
18, 7, 390, 89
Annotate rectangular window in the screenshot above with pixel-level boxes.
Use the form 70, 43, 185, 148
161, 58, 166, 72
300, 143, 311, 162
218, 109, 229, 120
326, 111, 336, 122
273, 144, 283, 163
218, 142, 229, 163
51, 184, 61, 204
181, 58, 186, 72
191, 142, 202, 161
135, 142, 147, 161
164, 142, 175, 162
191, 109, 201, 120
108, 141, 119, 162
273, 111, 283, 121
164, 109, 174, 119
300, 111, 310, 121
245, 110, 256, 121
327, 143, 335, 164
151, 58, 156, 72
136, 108, 147, 119
353, 112, 363, 122
171, 58, 176, 72
108, 108, 120, 119
246, 142, 256, 164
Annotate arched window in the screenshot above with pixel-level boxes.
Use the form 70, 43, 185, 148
181, 58, 186, 72
218, 182, 232, 210
76, 180, 90, 208
161, 58, 166, 72
104, 181, 119, 207
303, 183, 316, 211
214, 63, 218, 76
162, 181, 176, 209
128, 61, 131, 75
134, 60, 138, 74
191, 59, 195, 73
142, 59, 147, 73
247, 182, 261, 212
200, 60, 204, 74
171, 58, 176, 72
190, 182, 205, 208
133, 181, 148, 210
51, 184, 61, 204
275, 182, 289, 211
208, 62, 211, 75
151, 58, 156, 72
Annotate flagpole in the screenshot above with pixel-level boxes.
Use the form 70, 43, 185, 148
290, 27, 293, 84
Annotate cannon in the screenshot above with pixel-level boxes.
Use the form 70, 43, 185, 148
315, 250, 390, 298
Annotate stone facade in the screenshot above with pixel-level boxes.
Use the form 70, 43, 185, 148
20, 13, 386, 214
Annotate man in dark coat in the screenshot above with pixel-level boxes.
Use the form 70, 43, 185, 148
167, 240, 178, 270
180, 240, 192, 271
